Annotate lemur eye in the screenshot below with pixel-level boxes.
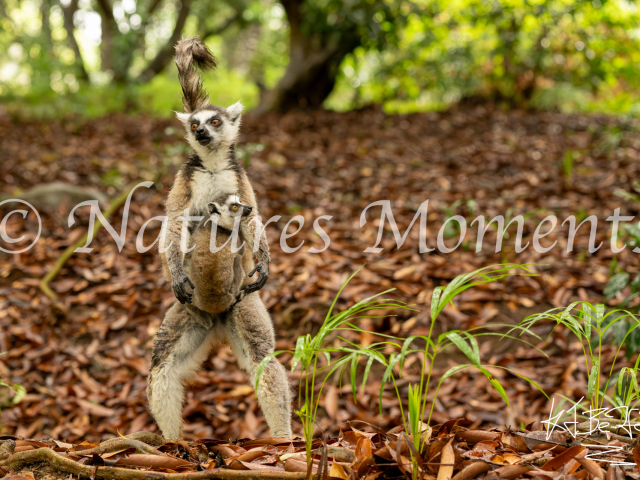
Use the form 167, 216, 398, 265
191, 124, 197, 131
211, 119, 220, 126
231, 205, 238, 211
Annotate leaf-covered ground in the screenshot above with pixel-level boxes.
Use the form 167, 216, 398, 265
0, 105, 639, 468
3, 422, 640, 480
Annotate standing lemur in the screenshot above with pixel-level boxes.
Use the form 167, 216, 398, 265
147, 37, 292, 440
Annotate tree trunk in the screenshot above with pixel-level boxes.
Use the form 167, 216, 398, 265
117, 0, 165, 82
96, 0, 119, 80
254, 0, 360, 114
137, 0, 193, 82
41, 0, 54, 56
60, 0, 90, 81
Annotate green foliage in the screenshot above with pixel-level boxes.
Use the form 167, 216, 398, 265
511, 302, 640, 412
1, 67, 259, 119
0, 354, 26, 413
563, 150, 578, 185
327, 0, 640, 114
255, 266, 415, 470
256, 264, 547, 478
4, 0, 640, 116
139, 69, 260, 117
391, 264, 547, 458
598, 183, 640, 359
0, 381, 26, 411
297, 0, 409, 51
0, 0, 268, 116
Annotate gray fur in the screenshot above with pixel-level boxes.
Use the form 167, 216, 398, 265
148, 39, 287, 441
147, 303, 221, 440
147, 295, 292, 439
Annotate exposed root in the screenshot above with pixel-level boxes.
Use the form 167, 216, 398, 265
0, 447, 309, 480
125, 432, 167, 447
68, 438, 165, 457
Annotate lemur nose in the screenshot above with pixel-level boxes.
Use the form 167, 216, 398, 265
196, 126, 205, 134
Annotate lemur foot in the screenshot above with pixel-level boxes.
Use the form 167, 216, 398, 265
172, 272, 195, 304
244, 260, 269, 294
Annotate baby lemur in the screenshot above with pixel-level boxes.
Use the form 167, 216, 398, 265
181, 193, 252, 313
148, 37, 292, 440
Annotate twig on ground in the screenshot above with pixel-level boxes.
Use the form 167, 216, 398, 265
310, 446, 354, 463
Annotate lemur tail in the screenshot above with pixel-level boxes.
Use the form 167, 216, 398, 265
174, 37, 217, 113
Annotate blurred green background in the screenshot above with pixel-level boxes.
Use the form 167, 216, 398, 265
1, 0, 640, 118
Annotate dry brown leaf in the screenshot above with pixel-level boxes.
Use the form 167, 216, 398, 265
354, 437, 374, 464
541, 445, 586, 474
490, 464, 533, 479
575, 456, 604, 480
437, 439, 455, 480
325, 386, 339, 420
451, 461, 491, 480
330, 462, 349, 479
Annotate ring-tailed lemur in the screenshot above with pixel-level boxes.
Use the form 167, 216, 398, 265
148, 37, 291, 440
162, 37, 269, 305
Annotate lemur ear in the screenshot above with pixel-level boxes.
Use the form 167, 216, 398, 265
226, 101, 243, 124
175, 111, 190, 126
208, 202, 221, 215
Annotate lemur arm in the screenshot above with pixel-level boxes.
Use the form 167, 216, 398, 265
164, 171, 195, 304
235, 173, 270, 294
240, 214, 270, 294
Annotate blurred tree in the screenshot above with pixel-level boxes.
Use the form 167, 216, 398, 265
93, 0, 252, 83
59, 0, 89, 81
137, 0, 251, 82
3, 0, 640, 116
0, 0, 254, 89
255, 0, 411, 113
332, 0, 640, 112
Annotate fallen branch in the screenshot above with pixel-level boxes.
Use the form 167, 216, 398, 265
1, 447, 309, 480
39, 183, 137, 303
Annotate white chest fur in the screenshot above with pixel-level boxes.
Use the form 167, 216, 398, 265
190, 169, 238, 214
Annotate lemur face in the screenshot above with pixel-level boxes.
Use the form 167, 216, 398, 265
176, 102, 243, 154
207, 194, 252, 230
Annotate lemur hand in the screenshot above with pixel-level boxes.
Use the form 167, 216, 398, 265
244, 260, 269, 294
172, 272, 195, 304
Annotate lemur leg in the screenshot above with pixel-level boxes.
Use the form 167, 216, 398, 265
147, 303, 218, 439
223, 292, 292, 438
